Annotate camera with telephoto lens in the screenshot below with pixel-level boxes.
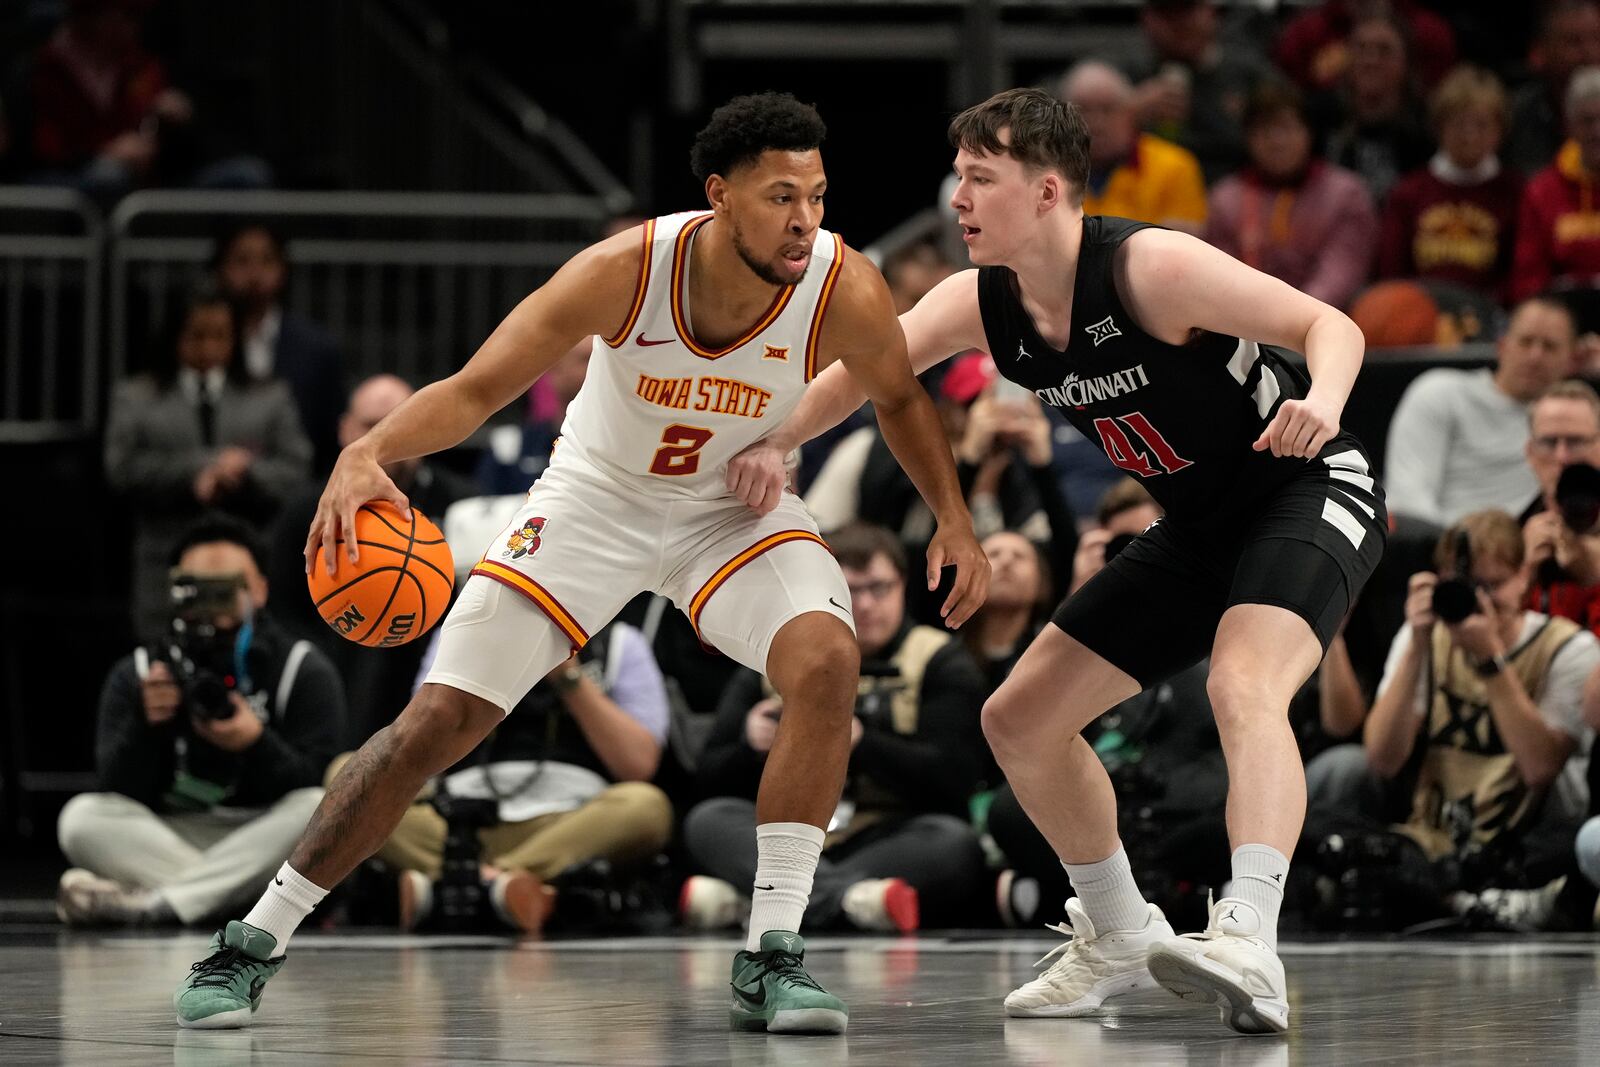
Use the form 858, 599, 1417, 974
1431, 530, 1480, 625
165, 573, 247, 720
1555, 462, 1600, 533
427, 787, 502, 931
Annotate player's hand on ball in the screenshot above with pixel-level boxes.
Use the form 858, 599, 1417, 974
306, 443, 412, 576
927, 523, 990, 629
726, 439, 790, 516
1253, 396, 1339, 459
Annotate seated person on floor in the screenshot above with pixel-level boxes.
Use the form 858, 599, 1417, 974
57, 516, 342, 927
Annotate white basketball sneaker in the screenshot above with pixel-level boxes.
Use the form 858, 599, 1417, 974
1147, 896, 1289, 1035
1003, 897, 1172, 1017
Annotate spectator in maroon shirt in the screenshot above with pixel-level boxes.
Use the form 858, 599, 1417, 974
1378, 66, 1523, 300
1275, 0, 1456, 94
27, 0, 268, 199
28, 0, 180, 193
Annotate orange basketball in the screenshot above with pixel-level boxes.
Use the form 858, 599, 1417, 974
1349, 281, 1440, 349
306, 502, 455, 647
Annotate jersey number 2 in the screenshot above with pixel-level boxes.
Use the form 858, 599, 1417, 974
650, 424, 714, 476
1093, 412, 1193, 477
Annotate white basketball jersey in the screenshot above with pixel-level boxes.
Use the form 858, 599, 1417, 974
556, 211, 846, 499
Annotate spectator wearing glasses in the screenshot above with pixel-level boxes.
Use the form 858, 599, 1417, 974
1521, 380, 1600, 636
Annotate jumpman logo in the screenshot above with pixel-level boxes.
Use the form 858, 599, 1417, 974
1016, 340, 1032, 361
1222, 905, 1239, 924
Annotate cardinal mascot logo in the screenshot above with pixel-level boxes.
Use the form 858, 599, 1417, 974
503, 516, 547, 560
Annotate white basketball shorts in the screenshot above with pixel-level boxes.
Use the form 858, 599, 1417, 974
424, 453, 854, 711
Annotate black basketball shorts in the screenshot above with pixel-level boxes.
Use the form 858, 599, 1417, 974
1053, 462, 1388, 689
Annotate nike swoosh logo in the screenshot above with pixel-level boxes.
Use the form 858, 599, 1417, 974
636, 334, 674, 347
755, 884, 776, 892
733, 980, 767, 1007
274, 878, 283, 886
1270, 873, 1283, 883
248, 977, 266, 1001
828, 596, 848, 612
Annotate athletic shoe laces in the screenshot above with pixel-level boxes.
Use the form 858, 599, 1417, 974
1029, 921, 1107, 981
187, 945, 250, 989
751, 949, 824, 992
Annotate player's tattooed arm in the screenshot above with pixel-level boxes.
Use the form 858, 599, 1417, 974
1119, 227, 1364, 460
309, 225, 647, 575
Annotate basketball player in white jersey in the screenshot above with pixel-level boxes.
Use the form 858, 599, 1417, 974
728, 88, 1388, 1035
172, 93, 987, 1035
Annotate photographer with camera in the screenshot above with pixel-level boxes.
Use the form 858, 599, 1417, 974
682, 522, 988, 933
56, 517, 343, 926
1067, 478, 1163, 596
1520, 379, 1600, 633
1331, 509, 1600, 928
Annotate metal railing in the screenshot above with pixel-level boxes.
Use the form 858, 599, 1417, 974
108, 189, 608, 387
0, 188, 103, 442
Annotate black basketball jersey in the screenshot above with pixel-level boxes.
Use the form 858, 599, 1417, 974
977, 216, 1372, 534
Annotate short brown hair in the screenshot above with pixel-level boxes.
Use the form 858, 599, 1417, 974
1429, 65, 1507, 133
828, 522, 908, 578
1243, 79, 1307, 132
1508, 293, 1578, 340
1530, 378, 1600, 427
1435, 509, 1525, 572
1096, 477, 1158, 526
948, 88, 1090, 196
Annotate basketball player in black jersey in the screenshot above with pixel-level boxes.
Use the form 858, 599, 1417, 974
728, 87, 1387, 1035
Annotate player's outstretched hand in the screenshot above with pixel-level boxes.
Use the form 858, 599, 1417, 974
1253, 396, 1339, 459
726, 439, 790, 516
927, 523, 991, 629
305, 444, 412, 576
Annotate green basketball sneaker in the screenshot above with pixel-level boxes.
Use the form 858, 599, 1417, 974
729, 930, 848, 1034
173, 921, 286, 1029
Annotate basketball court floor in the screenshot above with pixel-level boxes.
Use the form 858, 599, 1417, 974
2, 924, 1597, 1065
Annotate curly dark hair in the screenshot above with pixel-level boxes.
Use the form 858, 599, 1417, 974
689, 92, 827, 182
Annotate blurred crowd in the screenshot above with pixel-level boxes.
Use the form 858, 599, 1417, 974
20, 0, 1600, 940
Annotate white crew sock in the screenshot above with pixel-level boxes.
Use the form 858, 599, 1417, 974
746, 822, 824, 952
1228, 843, 1289, 949
1063, 843, 1150, 935
241, 862, 328, 953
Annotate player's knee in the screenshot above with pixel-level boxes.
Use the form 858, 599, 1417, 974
1205, 662, 1279, 731
56, 792, 116, 859
981, 688, 1028, 753
391, 683, 502, 771
771, 624, 859, 715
